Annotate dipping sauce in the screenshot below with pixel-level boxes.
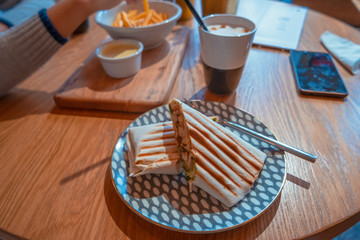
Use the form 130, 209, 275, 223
101, 43, 139, 59
208, 24, 250, 37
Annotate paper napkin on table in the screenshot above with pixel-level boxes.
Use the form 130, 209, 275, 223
320, 31, 360, 75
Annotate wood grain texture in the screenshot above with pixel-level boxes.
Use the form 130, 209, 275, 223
0, 0, 359, 239
54, 26, 189, 113
293, 0, 360, 27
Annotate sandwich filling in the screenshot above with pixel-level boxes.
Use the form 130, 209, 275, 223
169, 101, 197, 185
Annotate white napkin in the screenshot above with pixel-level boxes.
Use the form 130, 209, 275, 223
320, 31, 360, 75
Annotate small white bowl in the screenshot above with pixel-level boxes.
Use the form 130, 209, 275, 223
95, 1, 182, 49
96, 39, 144, 78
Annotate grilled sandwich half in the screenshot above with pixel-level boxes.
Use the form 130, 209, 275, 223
169, 99, 267, 207
126, 122, 181, 177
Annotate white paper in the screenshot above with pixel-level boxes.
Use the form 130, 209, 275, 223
253, 4, 308, 50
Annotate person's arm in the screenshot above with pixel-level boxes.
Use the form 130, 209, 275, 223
0, 0, 137, 96
0, 0, 55, 30
47, 0, 138, 38
0, 11, 63, 96
47, 0, 104, 38
0, 21, 9, 32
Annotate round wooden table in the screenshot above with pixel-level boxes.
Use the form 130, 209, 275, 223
0, 0, 359, 239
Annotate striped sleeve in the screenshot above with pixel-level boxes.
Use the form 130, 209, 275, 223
0, 9, 65, 95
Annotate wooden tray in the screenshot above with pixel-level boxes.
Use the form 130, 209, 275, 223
54, 25, 189, 113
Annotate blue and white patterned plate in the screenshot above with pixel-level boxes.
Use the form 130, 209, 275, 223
111, 100, 286, 233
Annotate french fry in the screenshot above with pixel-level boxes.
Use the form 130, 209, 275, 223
121, 11, 133, 27
142, 11, 153, 26
143, 0, 150, 14
113, 13, 121, 27
132, 19, 142, 27
128, 9, 138, 17
151, 10, 163, 22
111, 3, 168, 28
133, 11, 147, 20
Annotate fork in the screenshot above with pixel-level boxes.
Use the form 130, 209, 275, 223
220, 119, 317, 163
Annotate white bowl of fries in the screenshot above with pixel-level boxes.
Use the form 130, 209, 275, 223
95, 0, 182, 50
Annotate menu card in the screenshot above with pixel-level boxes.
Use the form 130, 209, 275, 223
252, 4, 308, 50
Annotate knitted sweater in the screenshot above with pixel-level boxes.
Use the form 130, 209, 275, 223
0, 0, 55, 27
0, 9, 67, 96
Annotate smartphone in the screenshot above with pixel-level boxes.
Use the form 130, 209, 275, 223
289, 50, 348, 98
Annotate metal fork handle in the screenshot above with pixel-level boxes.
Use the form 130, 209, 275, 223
221, 120, 317, 163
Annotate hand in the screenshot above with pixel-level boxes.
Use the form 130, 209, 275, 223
0, 22, 9, 32
47, 0, 141, 38
82, 0, 140, 14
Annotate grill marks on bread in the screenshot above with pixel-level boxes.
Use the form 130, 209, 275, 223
178, 103, 266, 204
136, 123, 178, 162
184, 111, 263, 172
188, 124, 256, 181
186, 116, 260, 199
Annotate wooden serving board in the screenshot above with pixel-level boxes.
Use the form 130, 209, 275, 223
54, 25, 189, 113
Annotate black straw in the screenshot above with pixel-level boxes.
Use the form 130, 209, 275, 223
184, 0, 209, 31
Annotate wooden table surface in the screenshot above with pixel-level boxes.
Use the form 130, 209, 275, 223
0, 0, 359, 239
